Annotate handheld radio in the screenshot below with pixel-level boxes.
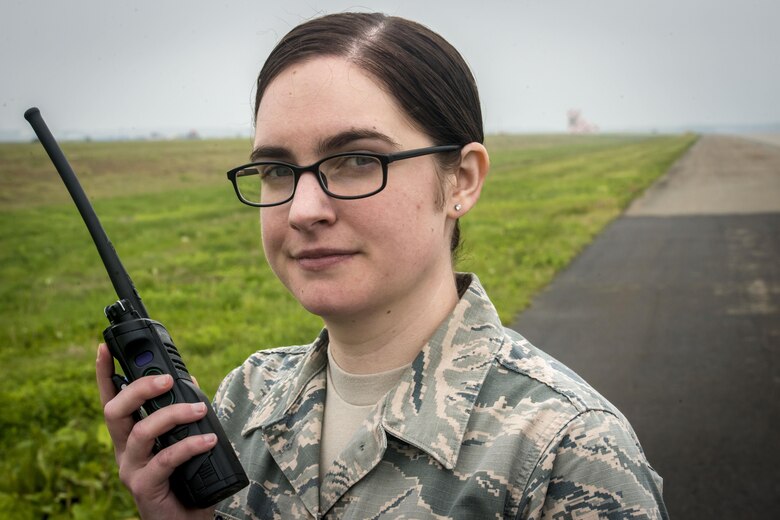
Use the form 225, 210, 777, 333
24, 107, 249, 508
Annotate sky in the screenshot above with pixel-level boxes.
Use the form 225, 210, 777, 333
2, 0, 779, 141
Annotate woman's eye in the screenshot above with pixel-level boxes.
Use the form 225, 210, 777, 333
332, 156, 378, 172
259, 165, 292, 178
347, 156, 375, 167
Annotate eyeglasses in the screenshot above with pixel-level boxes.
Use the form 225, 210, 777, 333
226, 144, 462, 207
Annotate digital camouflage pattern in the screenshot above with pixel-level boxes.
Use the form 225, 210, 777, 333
213, 274, 667, 519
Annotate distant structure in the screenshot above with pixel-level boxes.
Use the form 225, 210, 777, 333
567, 109, 599, 134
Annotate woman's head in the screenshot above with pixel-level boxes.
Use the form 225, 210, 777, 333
251, 14, 489, 325
254, 13, 484, 253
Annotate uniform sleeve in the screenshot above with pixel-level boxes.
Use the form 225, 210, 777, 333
519, 410, 668, 519
212, 365, 240, 421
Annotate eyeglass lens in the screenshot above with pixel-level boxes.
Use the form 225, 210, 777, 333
234, 154, 384, 205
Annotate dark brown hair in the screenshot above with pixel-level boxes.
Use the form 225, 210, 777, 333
254, 12, 484, 254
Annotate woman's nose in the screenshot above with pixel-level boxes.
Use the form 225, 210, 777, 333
287, 171, 336, 230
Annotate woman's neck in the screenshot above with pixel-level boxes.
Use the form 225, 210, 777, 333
324, 269, 459, 374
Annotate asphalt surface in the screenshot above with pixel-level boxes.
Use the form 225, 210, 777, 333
510, 135, 780, 519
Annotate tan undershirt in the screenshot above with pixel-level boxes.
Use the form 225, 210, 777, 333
319, 348, 410, 483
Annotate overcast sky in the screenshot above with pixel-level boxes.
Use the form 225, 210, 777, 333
2, 0, 778, 140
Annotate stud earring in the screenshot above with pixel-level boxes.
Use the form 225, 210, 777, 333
454, 203, 462, 211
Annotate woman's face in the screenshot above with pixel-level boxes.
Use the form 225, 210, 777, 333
254, 57, 456, 322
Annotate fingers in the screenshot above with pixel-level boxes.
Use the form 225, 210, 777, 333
123, 402, 209, 465
96, 343, 117, 408
119, 402, 215, 495
105, 373, 173, 421
138, 433, 218, 484
97, 342, 135, 454
110, 386, 217, 500
96, 344, 218, 515
102, 367, 174, 454
119, 432, 217, 518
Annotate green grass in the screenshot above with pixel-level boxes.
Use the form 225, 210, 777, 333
0, 133, 696, 517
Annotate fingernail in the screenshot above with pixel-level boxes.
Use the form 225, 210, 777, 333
204, 433, 217, 445
96, 344, 101, 361
155, 374, 171, 387
192, 402, 207, 414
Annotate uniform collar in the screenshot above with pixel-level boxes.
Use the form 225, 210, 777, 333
381, 273, 505, 469
242, 273, 505, 470
241, 329, 329, 436
240, 331, 330, 518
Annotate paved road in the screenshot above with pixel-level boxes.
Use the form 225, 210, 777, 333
511, 135, 780, 518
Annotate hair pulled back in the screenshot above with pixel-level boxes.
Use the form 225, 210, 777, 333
254, 12, 484, 254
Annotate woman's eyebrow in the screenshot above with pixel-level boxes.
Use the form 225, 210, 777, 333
249, 145, 290, 162
318, 129, 400, 154
249, 129, 400, 163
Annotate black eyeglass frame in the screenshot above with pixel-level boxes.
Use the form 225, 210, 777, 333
226, 144, 462, 207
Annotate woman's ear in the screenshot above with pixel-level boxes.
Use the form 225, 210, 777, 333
448, 142, 489, 217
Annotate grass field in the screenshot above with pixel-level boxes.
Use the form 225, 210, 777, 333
0, 133, 696, 517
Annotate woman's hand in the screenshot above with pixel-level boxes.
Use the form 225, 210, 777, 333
96, 343, 217, 519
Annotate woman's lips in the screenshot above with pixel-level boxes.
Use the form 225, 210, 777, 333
292, 249, 356, 271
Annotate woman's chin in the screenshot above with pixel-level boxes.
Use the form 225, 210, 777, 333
294, 288, 372, 323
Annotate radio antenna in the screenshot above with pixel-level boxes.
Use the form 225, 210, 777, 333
24, 107, 149, 318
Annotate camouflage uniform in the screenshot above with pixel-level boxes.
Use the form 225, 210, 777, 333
213, 274, 667, 519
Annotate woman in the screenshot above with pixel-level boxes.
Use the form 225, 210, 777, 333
97, 12, 667, 519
